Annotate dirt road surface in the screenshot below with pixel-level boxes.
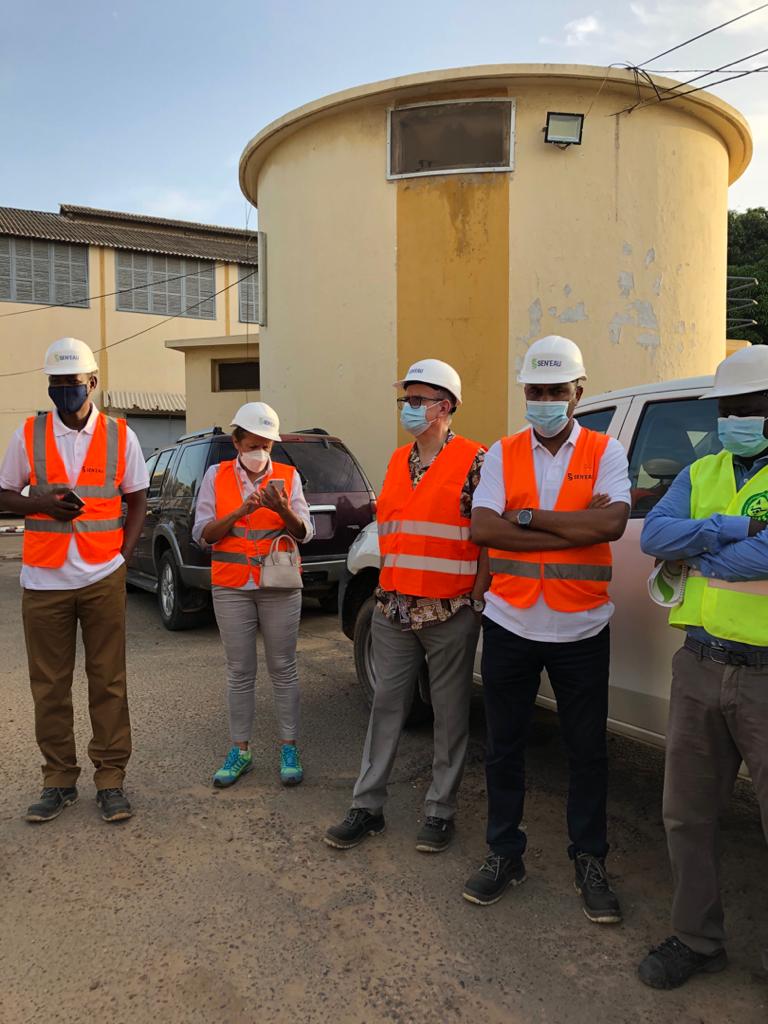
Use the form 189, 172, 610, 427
0, 547, 766, 1024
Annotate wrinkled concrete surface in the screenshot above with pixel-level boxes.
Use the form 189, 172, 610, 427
0, 548, 766, 1024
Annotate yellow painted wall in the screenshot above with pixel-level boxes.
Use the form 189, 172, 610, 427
396, 174, 509, 449
0, 246, 254, 455
256, 105, 397, 489
180, 342, 261, 432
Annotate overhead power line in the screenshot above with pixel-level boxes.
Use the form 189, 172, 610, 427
0, 270, 257, 379
639, 2, 768, 67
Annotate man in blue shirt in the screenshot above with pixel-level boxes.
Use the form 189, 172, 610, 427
638, 345, 768, 990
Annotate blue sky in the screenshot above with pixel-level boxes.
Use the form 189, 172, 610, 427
1, 0, 766, 227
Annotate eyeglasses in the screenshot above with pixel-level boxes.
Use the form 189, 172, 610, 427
396, 396, 444, 409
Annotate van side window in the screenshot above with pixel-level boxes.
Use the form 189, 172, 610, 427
148, 449, 174, 499
574, 407, 615, 434
167, 443, 208, 499
628, 397, 720, 517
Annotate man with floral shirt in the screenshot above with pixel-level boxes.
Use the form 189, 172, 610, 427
325, 359, 487, 854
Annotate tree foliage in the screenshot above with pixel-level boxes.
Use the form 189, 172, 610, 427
728, 208, 768, 345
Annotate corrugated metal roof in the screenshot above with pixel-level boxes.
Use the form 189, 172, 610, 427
0, 205, 258, 265
105, 390, 186, 413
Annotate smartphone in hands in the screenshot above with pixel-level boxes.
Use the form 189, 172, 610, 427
60, 489, 85, 509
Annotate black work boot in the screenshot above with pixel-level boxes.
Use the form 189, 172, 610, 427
574, 853, 622, 924
462, 853, 526, 905
324, 808, 385, 849
416, 816, 455, 853
25, 787, 78, 823
638, 936, 728, 989
96, 788, 133, 823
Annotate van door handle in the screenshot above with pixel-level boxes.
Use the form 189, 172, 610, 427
309, 505, 337, 513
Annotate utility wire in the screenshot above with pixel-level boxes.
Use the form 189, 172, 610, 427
0, 257, 256, 319
650, 45, 768, 98
0, 270, 257, 379
638, 2, 768, 67
655, 59, 768, 103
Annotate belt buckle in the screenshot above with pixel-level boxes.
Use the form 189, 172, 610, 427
707, 644, 730, 666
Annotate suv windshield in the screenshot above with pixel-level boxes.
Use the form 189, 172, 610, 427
209, 438, 368, 493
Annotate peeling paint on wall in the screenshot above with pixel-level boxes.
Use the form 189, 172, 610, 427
622, 242, 632, 256
618, 272, 634, 297
638, 332, 660, 350
518, 298, 543, 342
644, 248, 656, 268
652, 274, 662, 296
548, 306, 558, 316
609, 312, 633, 344
630, 300, 659, 330
563, 284, 572, 297
559, 301, 588, 323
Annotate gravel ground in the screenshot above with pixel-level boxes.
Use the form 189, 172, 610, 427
0, 544, 766, 1024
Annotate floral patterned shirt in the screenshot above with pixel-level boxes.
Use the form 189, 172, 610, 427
375, 432, 485, 631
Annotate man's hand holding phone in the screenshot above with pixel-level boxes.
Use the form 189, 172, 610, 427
37, 487, 85, 522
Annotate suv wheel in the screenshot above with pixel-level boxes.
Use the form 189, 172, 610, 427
352, 596, 433, 727
157, 551, 208, 631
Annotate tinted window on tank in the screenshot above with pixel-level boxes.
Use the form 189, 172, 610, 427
389, 101, 513, 178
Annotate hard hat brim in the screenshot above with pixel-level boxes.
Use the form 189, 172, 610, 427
230, 420, 282, 441
517, 370, 587, 384
393, 378, 462, 405
699, 379, 768, 399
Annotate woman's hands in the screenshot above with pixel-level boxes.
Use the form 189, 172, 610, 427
259, 482, 291, 519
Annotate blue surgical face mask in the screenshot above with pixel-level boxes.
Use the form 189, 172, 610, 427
48, 384, 89, 416
525, 400, 571, 438
400, 401, 439, 437
717, 416, 768, 457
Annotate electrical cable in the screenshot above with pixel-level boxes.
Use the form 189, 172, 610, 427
638, 2, 768, 67
0, 270, 256, 379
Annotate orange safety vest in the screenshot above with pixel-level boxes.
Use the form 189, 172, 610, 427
377, 435, 483, 599
210, 459, 298, 589
23, 411, 127, 569
489, 427, 612, 612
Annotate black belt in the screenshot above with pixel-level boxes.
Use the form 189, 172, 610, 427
684, 636, 768, 668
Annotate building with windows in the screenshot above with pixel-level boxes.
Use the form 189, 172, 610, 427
0, 204, 260, 455
239, 64, 751, 487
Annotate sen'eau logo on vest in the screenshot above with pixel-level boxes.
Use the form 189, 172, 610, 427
531, 358, 562, 369
741, 492, 768, 522
567, 472, 594, 481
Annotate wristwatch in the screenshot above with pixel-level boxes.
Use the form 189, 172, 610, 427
471, 599, 485, 613
516, 508, 534, 528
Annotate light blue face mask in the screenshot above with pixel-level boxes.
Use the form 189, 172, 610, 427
400, 401, 439, 437
717, 416, 768, 457
525, 400, 571, 438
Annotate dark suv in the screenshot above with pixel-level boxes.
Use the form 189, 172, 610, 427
127, 426, 376, 629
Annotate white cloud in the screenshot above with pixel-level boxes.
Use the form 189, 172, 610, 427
540, 12, 604, 46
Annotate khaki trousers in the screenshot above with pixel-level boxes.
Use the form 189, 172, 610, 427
663, 644, 768, 955
21, 563, 131, 789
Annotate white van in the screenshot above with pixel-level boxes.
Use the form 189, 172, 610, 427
339, 375, 719, 743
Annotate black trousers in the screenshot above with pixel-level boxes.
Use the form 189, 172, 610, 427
481, 616, 611, 861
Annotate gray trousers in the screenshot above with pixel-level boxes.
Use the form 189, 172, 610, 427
212, 587, 302, 743
352, 605, 479, 819
663, 645, 768, 955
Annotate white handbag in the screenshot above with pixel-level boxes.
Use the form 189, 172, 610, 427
259, 534, 303, 590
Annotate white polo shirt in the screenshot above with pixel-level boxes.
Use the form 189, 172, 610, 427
0, 405, 149, 590
472, 421, 631, 642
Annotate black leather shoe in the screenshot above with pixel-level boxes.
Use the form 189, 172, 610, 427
462, 853, 526, 905
638, 936, 727, 989
574, 853, 622, 924
25, 787, 78, 823
416, 816, 455, 853
96, 788, 133, 822
324, 808, 385, 849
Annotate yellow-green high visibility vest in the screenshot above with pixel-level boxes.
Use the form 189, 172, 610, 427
669, 450, 768, 645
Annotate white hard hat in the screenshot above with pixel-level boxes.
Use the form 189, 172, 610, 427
517, 336, 587, 385
394, 358, 462, 406
44, 337, 98, 375
231, 401, 281, 441
701, 345, 768, 399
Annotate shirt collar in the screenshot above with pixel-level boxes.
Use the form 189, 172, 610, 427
52, 403, 100, 437
529, 418, 580, 451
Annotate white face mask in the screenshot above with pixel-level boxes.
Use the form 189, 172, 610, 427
239, 448, 269, 473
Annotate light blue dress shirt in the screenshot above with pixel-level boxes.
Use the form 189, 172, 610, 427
640, 452, 768, 651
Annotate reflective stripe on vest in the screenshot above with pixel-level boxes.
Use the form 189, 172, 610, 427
376, 435, 484, 599
210, 460, 296, 589
669, 451, 768, 644
22, 412, 126, 569
489, 427, 613, 613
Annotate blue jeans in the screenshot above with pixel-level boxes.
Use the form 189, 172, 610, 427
481, 617, 610, 861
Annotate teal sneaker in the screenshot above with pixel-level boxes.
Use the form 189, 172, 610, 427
213, 746, 253, 788
280, 744, 303, 786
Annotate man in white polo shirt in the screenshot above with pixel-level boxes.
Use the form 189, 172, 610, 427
462, 336, 631, 924
0, 337, 148, 824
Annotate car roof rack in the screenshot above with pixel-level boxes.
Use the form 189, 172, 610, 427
176, 426, 225, 442
292, 427, 330, 435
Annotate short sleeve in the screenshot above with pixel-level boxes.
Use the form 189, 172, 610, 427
595, 438, 631, 506
0, 426, 31, 492
471, 441, 507, 514
120, 428, 150, 495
